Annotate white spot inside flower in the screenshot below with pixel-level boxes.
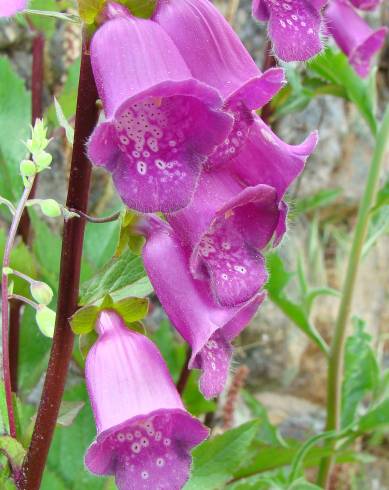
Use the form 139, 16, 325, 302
155, 159, 166, 170
211, 362, 216, 370
117, 433, 125, 442
156, 458, 165, 467
222, 273, 228, 280
163, 438, 171, 447
120, 135, 129, 145
141, 437, 149, 447
169, 140, 177, 147
131, 443, 141, 453
155, 431, 162, 441
234, 265, 247, 274
222, 242, 231, 250
280, 19, 286, 28
307, 28, 314, 34
126, 433, 133, 441
134, 430, 141, 438
141, 471, 149, 480
137, 161, 147, 175
132, 150, 140, 158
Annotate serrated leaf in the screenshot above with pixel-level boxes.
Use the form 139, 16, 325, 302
341, 317, 380, 427
0, 57, 30, 202
185, 421, 259, 490
70, 306, 100, 335
79, 250, 152, 305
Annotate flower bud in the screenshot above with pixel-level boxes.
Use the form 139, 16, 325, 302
34, 151, 52, 171
30, 281, 54, 305
39, 199, 62, 218
20, 160, 36, 178
36, 306, 56, 338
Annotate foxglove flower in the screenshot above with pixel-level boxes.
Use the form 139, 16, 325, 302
154, 0, 286, 167
230, 116, 318, 244
141, 218, 265, 399
349, 0, 382, 10
252, 0, 327, 61
85, 310, 208, 490
167, 168, 280, 307
0, 0, 26, 16
88, 12, 232, 213
326, 0, 388, 78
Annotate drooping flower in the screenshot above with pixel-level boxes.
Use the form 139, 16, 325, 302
85, 310, 208, 490
153, 0, 286, 167
167, 168, 280, 307
326, 0, 388, 78
87, 11, 232, 213
252, 0, 327, 61
141, 217, 265, 399
229, 116, 318, 245
0, 0, 27, 17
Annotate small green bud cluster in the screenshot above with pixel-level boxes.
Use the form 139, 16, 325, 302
20, 119, 52, 186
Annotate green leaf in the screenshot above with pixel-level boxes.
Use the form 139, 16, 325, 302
294, 189, 342, 216
0, 57, 30, 202
113, 297, 149, 323
185, 421, 259, 490
182, 372, 216, 417
78, 330, 98, 360
70, 305, 100, 335
79, 249, 152, 305
57, 401, 85, 427
78, 0, 104, 24
0, 382, 9, 435
122, 0, 157, 18
26, 0, 78, 36
363, 205, 389, 257
358, 399, 389, 433
372, 178, 389, 211
242, 390, 286, 447
54, 97, 74, 144
266, 253, 329, 356
341, 317, 380, 427
36, 306, 56, 337
0, 436, 26, 471
289, 479, 322, 490
309, 48, 377, 135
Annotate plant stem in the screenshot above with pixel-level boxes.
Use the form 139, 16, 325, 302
9, 29, 45, 393
67, 208, 121, 223
318, 106, 389, 488
17, 41, 98, 490
2, 183, 35, 438
176, 347, 191, 395
261, 40, 276, 126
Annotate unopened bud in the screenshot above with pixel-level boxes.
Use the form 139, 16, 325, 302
20, 160, 36, 177
30, 281, 53, 305
36, 306, 56, 338
40, 199, 62, 218
34, 151, 52, 171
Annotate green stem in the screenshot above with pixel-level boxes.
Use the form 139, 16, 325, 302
318, 106, 389, 488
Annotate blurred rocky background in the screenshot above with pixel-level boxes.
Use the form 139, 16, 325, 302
1, 1, 388, 487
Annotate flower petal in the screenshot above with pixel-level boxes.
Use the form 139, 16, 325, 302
154, 0, 284, 106
0, 0, 26, 17
230, 116, 318, 199
253, 0, 323, 61
326, 0, 388, 78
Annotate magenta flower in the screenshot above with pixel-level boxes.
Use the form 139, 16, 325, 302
252, 0, 327, 61
326, 0, 388, 78
153, 0, 286, 167
167, 168, 280, 307
0, 0, 27, 16
141, 218, 265, 399
87, 13, 232, 213
349, 0, 382, 10
85, 310, 208, 490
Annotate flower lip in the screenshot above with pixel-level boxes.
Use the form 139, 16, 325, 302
85, 408, 208, 489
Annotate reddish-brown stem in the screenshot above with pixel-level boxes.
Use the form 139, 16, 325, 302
261, 40, 277, 126
9, 31, 45, 393
17, 42, 98, 490
176, 347, 192, 395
